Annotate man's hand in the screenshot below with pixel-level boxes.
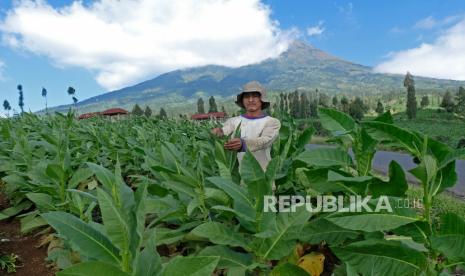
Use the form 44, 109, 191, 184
224, 138, 242, 151
211, 127, 224, 137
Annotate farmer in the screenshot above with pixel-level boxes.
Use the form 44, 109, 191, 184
212, 81, 281, 171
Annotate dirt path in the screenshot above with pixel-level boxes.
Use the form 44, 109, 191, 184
0, 193, 55, 276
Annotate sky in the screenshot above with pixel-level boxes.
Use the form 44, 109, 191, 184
0, 0, 465, 115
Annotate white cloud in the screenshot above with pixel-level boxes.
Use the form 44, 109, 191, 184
414, 16, 437, 29
414, 15, 462, 30
0, 0, 294, 90
307, 21, 325, 36
374, 18, 465, 81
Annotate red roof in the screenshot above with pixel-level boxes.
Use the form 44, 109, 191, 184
78, 112, 100, 119
191, 112, 226, 120
101, 108, 129, 116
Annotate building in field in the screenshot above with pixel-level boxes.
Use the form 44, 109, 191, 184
191, 112, 227, 121
78, 108, 129, 120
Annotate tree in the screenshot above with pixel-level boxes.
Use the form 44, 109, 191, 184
197, 98, 205, 114
144, 106, 152, 117
300, 92, 309, 118
159, 108, 167, 119
309, 99, 318, 118
319, 93, 329, 107
132, 104, 144, 116
455, 86, 465, 113
341, 96, 349, 113
3, 100, 11, 116
67, 86, 77, 108
332, 96, 338, 108
375, 100, 384, 114
404, 72, 417, 119
349, 97, 365, 121
279, 94, 285, 113
420, 96, 429, 108
441, 91, 454, 112
42, 87, 48, 112
290, 91, 300, 118
221, 105, 226, 113
17, 84, 24, 113
208, 96, 218, 113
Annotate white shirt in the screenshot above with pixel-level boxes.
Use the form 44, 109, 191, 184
222, 114, 281, 170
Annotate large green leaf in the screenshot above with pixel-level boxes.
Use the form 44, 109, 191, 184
57, 261, 129, 276
257, 206, 313, 260
295, 127, 315, 152
362, 121, 422, 156
133, 231, 162, 276
97, 188, 130, 254
162, 256, 220, 276
431, 213, 465, 261
207, 176, 255, 221
297, 148, 352, 167
41, 211, 121, 265
326, 198, 418, 232
332, 239, 427, 275
198, 245, 253, 269
318, 108, 355, 134
0, 201, 32, 220
392, 221, 431, 245
370, 161, 408, 198
327, 170, 371, 195
300, 217, 359, 245
191, 222, 250, 249
240, 151, 271, 206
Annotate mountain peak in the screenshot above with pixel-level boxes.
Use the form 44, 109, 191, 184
282, 40, 339, 61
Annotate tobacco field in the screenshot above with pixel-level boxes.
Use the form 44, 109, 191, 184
0, 108, 465, 275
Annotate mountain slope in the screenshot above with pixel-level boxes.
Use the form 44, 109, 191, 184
49, 40, 465, 113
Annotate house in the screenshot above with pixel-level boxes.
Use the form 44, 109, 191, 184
78, 112, 100, 120
191, 112, 227, 121
101, 108, 129, 116
78, 108, 129, 120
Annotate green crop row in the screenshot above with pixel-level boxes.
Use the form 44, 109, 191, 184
0, 109, 464, 275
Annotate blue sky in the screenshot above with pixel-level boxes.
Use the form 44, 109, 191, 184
1, 0, 465, 115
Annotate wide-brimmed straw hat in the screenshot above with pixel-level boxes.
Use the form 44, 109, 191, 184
235, 81, 270, 109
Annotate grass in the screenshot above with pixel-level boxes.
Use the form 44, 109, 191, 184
392, 108, 465, 149
406, 185, 465, 222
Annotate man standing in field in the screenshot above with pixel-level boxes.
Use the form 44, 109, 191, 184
212, 81, 281, 171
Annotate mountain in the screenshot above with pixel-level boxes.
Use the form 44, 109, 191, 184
49, 40, 465, 113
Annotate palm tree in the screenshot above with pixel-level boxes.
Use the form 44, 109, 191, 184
41, 87, 48, 113
67, 86, 77, 110
17, 84, 24, 113
3, 100, 11, 117
67, 86, 75, 96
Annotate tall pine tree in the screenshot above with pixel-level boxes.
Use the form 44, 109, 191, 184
441, 91, 454, 113
197, 98, 205, 114
341, 96, 349, 113
300, 92, 309, 118
132, 104, 144, 116
17, 84, 24, 113
404, 72, 417, 119
455, 86, 465, 113
144, 106, 152, 117
420, 96, 429, 109
159, 108, 167, 119
375, 100, 384, 114
208, 96, 218, 113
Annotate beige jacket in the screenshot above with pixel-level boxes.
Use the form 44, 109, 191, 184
222, 115, 281, 170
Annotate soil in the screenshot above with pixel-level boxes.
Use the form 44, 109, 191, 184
0, 192, 56, 276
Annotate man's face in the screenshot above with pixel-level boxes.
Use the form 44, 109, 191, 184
242, 92, 262, 112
